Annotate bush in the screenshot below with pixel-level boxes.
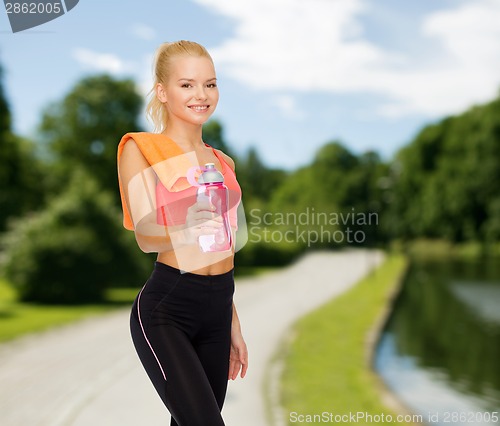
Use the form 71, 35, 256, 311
235, 239, 305, 267
0, 168, 149, 304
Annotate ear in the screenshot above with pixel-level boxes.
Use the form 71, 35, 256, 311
156, 83, 168, 103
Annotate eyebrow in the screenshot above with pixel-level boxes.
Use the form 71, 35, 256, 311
177, 78, 217, 82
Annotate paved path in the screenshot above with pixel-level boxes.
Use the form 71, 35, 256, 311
0, 249, 383, 426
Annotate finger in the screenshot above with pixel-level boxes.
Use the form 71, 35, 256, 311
186, 220, 223, 233
230, 359, 240, 380
191, 210, 221, 221
228, 358, 236, 380
241, 361, 248, 378
193, 200, 216, 212
199, 215, 223, 224
198, 220, 223, 234
240, 352, 248, 378
232, 361, 242, 380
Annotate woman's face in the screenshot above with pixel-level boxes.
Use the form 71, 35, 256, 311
160, 55, 219, 127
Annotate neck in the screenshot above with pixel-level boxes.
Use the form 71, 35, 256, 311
162, 121, 205, 151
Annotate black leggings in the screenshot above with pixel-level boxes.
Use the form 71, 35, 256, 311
129, 261, 234, 426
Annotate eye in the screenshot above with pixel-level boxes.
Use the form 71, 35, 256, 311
181, 83, 192, 88
207, 83, 218, 88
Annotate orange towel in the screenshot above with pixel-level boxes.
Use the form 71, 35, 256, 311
117, 132, 198, 230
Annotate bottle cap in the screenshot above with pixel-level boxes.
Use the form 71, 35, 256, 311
198, 163, 224, 184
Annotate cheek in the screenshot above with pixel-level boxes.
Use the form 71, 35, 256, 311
212, 90, 220, 103
170, 92, 190, 108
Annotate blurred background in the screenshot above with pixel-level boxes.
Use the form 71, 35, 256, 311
1, 0, 499, 425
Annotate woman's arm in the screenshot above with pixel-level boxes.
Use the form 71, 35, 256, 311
118, 139, 179, 252
231, 302, 242, 332
229, 302, 248, 379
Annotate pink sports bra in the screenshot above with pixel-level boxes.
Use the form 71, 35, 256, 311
155, 145, 241, 229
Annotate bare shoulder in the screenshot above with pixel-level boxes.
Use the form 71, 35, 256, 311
215, 149, 236, 172
120, 138, 148, 168
120, 138, 140, 160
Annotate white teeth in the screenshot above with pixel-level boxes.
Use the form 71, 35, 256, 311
190, 105, 208, 111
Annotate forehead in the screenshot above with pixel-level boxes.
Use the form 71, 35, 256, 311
169, 55, 216, 79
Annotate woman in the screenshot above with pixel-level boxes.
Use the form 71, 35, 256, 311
117, 40, 248, 426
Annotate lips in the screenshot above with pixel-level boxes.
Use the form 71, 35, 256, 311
188, 105, 210, 112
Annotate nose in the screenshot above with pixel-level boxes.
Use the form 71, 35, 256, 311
195, 85, 207, 101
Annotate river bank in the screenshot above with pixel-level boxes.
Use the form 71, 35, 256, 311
274, 254, 420, 425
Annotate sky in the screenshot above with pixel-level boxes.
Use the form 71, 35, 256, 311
0, 0, 499, 170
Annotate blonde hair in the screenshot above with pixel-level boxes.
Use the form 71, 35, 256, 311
146, 40, 213, 133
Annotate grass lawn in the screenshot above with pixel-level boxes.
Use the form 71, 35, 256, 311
234, 265, 280, 277
279, 254, 417, 425
0, 279, 140, 343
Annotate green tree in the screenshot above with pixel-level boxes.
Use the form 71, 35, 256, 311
389, 95, 500, 243
237, 146, 286, 206
202, 119, 235, 158
1, 168, 150, 304
0, 62, 43, 233
0, 61, 10, 135
38, 74, 143, 197
265, 141, 387, 248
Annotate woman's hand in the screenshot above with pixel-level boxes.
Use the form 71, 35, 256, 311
229, 327, 248, 380
183, 200, 223, 245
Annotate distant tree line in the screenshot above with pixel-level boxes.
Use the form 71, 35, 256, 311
387, 99, 500, 244
0, 60, 498, 303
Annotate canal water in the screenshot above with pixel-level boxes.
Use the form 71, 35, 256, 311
375, 257, 500, 426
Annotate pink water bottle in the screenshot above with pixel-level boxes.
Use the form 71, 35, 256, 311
196, 163, 232, 252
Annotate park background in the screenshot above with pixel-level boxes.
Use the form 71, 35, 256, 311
1, 0, 500, 425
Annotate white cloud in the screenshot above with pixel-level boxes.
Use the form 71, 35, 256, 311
194, 0, 500, 118
196, 0, 384, 91
72, 48, 130, 74
271, 95, 306, 120
132, 23, 156, 41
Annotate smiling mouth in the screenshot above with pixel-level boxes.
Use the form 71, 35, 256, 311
188, 105, 210, 112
